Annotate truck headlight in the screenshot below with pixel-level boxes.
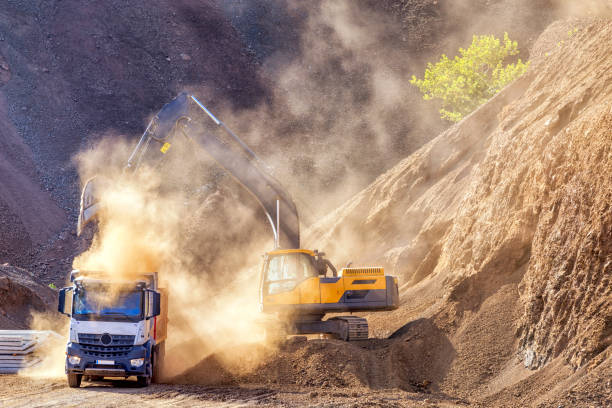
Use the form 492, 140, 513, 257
130, 358, 144, 367
68, 355, 81, 365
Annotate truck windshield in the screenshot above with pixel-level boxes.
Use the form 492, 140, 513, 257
72, 284, 143, 321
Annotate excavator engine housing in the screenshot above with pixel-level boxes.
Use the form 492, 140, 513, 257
259, 249, 399, 341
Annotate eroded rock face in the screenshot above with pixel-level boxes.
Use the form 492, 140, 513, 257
517, 104, 612, 369
441, 19, 612, 369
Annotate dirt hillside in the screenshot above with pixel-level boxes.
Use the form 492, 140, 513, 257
0, 94, 65, 266
302, 17, 611, 406
0, 264, 56, 329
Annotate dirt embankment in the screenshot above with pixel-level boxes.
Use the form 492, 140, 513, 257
300, 17, 611, 405
174, 318, 453, 391
0, 93, 65, 266
0, 49, 65, 266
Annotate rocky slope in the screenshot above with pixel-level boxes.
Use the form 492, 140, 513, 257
0, 94, 65, 266
0, 264, 56, 329
0, 0, 263, 283
0, 2, 609, 406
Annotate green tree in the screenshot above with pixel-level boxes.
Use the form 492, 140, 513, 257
410, 33, 529, 122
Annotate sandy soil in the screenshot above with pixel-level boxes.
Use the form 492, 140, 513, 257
0, 375, 468, 408
1, 346, 608, 407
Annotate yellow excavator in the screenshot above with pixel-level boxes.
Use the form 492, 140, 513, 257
78, 93, 399, 341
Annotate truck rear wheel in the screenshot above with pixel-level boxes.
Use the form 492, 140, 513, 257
152, 343, 165, 383
67, 373, 82, 388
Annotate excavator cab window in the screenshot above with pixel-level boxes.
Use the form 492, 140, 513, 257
264, 253, 318, 295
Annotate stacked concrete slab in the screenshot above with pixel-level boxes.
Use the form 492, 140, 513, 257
0, 330, 62, 374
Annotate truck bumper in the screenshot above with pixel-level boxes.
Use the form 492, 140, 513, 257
83, 368, 128, 377
65, 342, 149, 377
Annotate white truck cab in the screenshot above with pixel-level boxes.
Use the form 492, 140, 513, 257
58, 270, 167, 387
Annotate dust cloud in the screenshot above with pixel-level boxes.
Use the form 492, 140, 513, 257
552, 0, 612, 18
214, 0, 445, 223
54, 0, 422, 373
215, 0, 564, 225
67, 135, 281, 378
214, 0, 604, 264
19, 311, 68, 378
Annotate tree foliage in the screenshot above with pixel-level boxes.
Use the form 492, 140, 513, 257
410, 33, 529, 122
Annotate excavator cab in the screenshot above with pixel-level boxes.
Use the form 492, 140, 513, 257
260, 250, 320, 308
262, 250, 320, 296
260, 249, 398, 313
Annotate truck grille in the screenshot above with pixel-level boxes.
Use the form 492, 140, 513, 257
78, 333, 135, 358
79, 333, 135, 346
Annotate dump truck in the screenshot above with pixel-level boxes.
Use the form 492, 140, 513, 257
58, 270, 167, 387
77, 93, 399, 342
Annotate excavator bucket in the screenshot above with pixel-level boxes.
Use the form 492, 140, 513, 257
76, 176, 102, 236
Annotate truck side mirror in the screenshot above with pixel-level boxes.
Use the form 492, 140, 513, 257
58, 287, 73, 316
147, 290, 161, 319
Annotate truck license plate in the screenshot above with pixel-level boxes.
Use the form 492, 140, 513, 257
96, 360, 114, 365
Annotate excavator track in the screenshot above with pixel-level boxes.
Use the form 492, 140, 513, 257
330, 316, 369, 341
291, 315, 369, 341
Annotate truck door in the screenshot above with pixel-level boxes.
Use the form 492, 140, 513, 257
297, 254, 320, 304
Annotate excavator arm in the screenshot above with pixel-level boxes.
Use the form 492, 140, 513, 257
78, 93, 300, 249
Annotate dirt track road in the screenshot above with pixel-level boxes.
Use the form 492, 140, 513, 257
0, 375, 465, 407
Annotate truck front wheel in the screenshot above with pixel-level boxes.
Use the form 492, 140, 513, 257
67, 373, 82, 388
137, 359, 152, 387
136, 374, 151, 387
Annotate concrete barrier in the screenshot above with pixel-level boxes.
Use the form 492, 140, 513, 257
0, 330, 62, 374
